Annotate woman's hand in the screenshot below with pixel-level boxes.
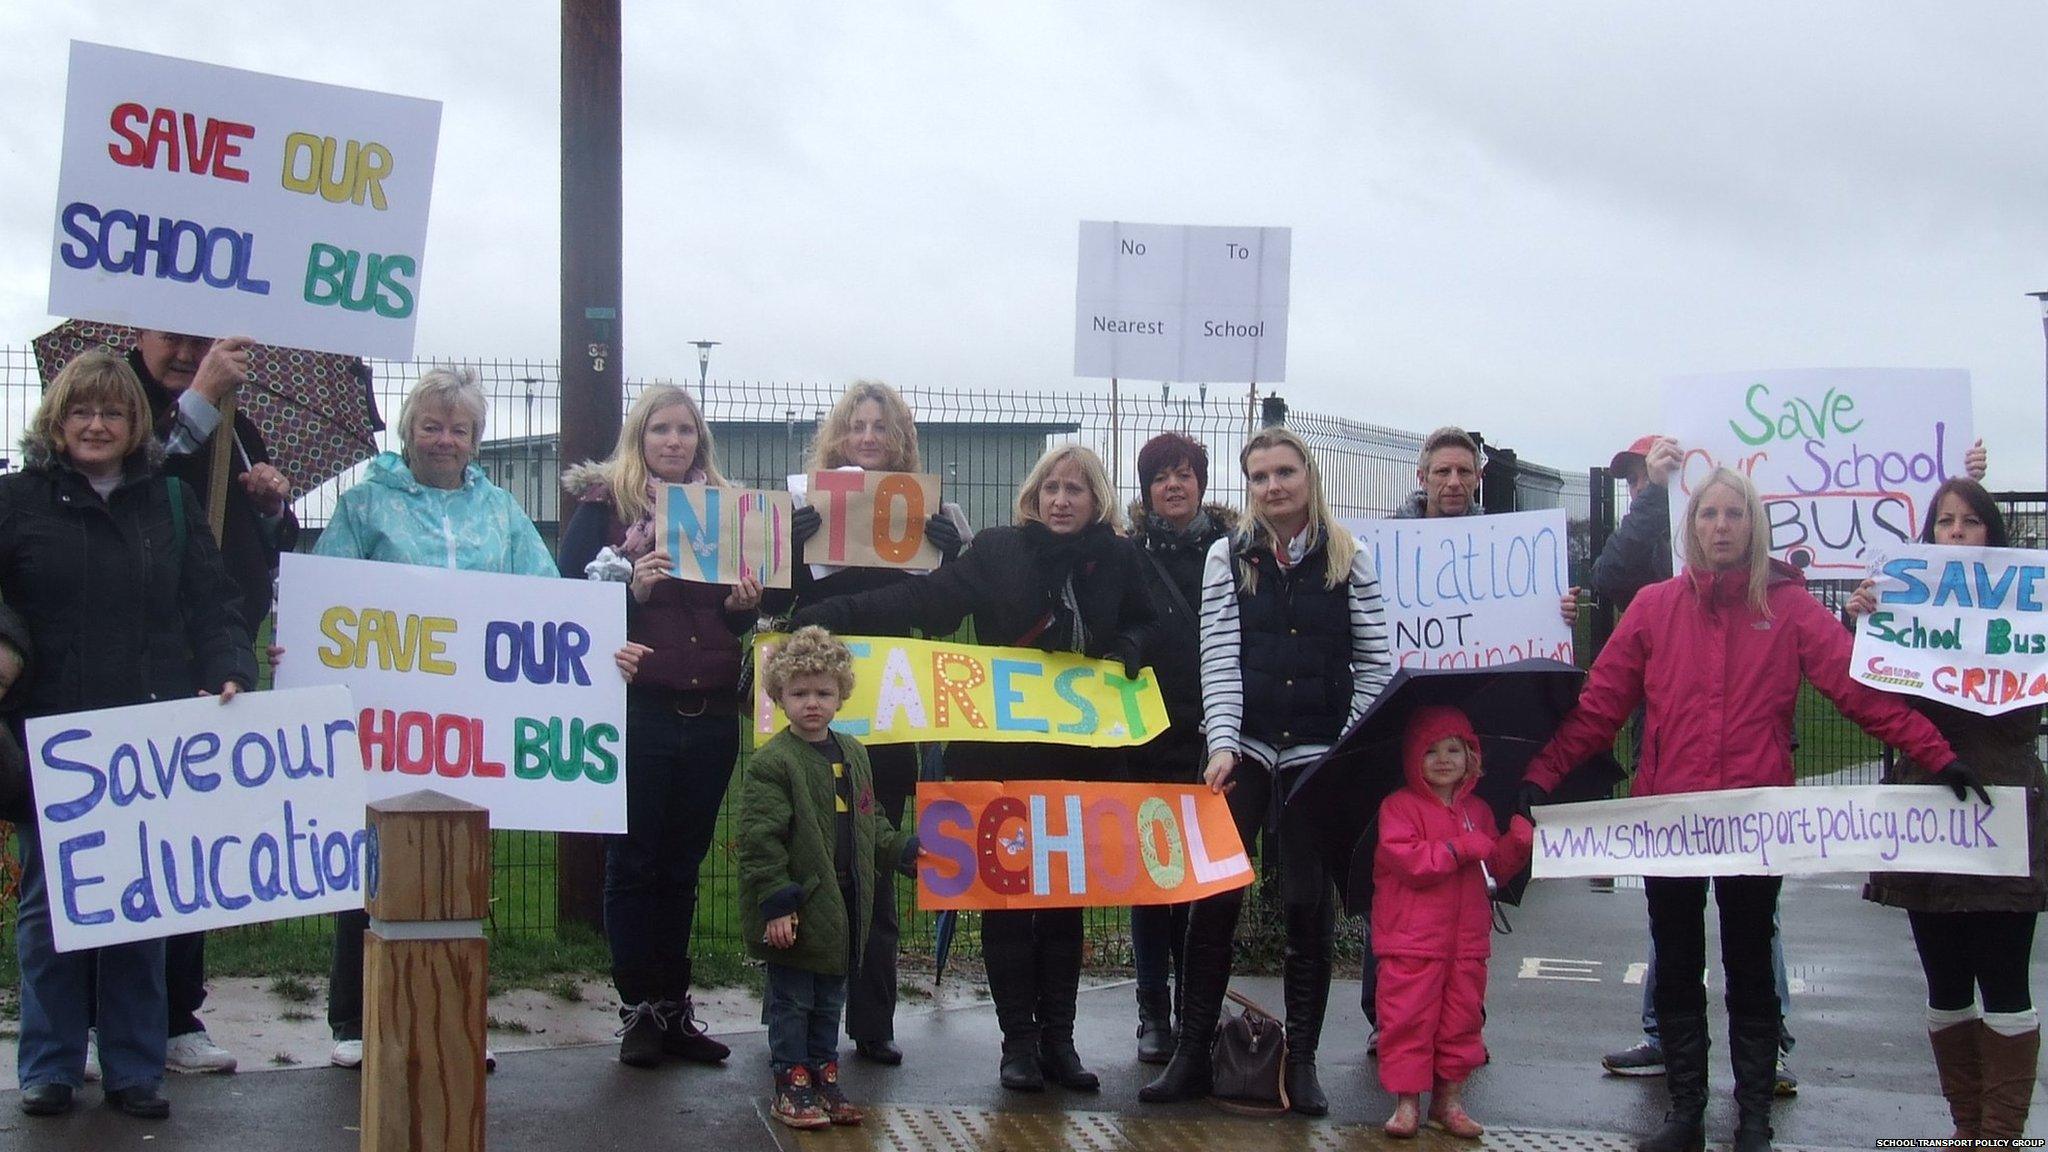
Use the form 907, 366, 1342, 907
613, 642, 651, 683
1559, 588, 1580, 625
1966, 439, 1987, 482
631, 549, 673, 604
764, 914, 798, 949
267, 644, 285, 668
1204, 750, 1239, 794
724, 574, 763, 613
1845, 578, 1878, 621
200, 681, 243, 704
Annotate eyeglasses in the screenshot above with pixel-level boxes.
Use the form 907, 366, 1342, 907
63, 406, 133, 427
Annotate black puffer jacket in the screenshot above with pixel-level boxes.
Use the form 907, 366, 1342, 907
0, 603, 34, 821
1233, 532, 1356, 747
1127, 501, 1234, 780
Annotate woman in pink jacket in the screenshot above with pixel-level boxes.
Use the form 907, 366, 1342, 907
1374, 705, 1533, 1139
1520, 467, 1966, 1152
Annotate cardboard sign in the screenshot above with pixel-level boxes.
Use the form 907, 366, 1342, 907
1529, 785, 2027, 879
26, 686, 368, 952
916, 782, 1252, 910
1339, 509, 1573, 668
655, 483, 795, 590
801, 469, 941, 571
1663, 369, 1973, 575
49, 42, 441, 358
1073, 220, 1290, 383
752, 634, 1169, 747
1851, 543, 2048, 715
273, 554, 628, 833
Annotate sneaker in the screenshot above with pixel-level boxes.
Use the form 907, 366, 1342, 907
83, 1029, 102, 1083
1774, 1053, 1798, 1097
1602, 1039, 1665, 1077
165, 1030, 238, 1074
330, 1039, 364, 1069
770, 1066, 831, 1130
810, 1061, 865, 1126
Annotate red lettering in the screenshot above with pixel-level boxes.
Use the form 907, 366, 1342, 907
1086, 798, 1137, 895
810, 470, 865, 562
975, 797, 1030, 895
1961, 667, 1988, 703
102, 103, 254, 182
396, 710, 434, 774
357, 707, 397, 771
106, 102, 149, 166
145, 107, 179, 171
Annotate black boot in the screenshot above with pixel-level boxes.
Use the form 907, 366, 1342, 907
1136, 984, 1176, 1065
1036, 912, 1099, 1091
657, 959, 731, 1062
612, 969, 665, 1068
1729, 1013, 1778, 1152
984, 912, 1045, 1091
1281, 900, 1334, 1117
1141, 892, 1239, 1103
1639, 1012, 1709, 1152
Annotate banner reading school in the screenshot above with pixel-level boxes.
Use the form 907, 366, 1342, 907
50, 42, 441, 358
1850, 542, 2048, 715
274, 554, 628, 833
753, 634, 1168, 747
1339, 509, 1573, 668
917, 782, 1253, 910
656, 483, 795, 590
27, 687, 367, 953
1529, 785, 2027, 880
1663, 369, 1972, 575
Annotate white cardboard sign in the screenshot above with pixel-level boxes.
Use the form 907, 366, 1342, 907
1073, 220, 1289, 383
1850, 542, 2048, 715
1339, 509, 1573, 668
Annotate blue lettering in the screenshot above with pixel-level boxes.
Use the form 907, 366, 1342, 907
1053, 667, 1099, 735
990, 658, 1048, 733
663, 489, 721, 581
208, 836, 251, 911
1879, 558, 1930, 606
232, 730, 276, 788
56, 831, 114, 926
37, 729, 106, 823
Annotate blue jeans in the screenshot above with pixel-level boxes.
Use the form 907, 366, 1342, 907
14, 818, 168, 1092
1641, 902, 1794, 1051
764, 962, 847, 1072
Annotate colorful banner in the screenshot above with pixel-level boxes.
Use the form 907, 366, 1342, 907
1073, 221, 1291, 383
49, 42, 441, 358
1529, 785, 2026, 879
273, 554, 628, 833
1850, 543, 2048, 715
798, 469, 942, 572
656, 483, 795, 590
26, 687, 368, 952
1663, 369, 1973, 575
916, 782, 1252, 909
752, 634, 1168, 747
1339, 509, 1573, 668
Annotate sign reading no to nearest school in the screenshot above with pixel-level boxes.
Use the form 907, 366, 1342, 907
1073, 221, 1290, 384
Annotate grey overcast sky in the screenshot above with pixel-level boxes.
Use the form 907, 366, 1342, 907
4, 2, 2045, 481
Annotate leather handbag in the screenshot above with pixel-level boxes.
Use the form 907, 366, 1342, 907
1209, 988, 1290, 1116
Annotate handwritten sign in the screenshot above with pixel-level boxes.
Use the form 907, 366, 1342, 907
273, 554, 627, 833
752, 634, 1168, 747
655, 483, 794, 590
1529, 785, 2026, 879
917, 782, 1251, 910
48, 42, 441, 358
1073, 221, 1290, 383
1850, 543, 2048, 715
1338, 509, 1573, 668
799, 469, 941, 571
1663, 369, 1973, 575
26, 687, 367, 952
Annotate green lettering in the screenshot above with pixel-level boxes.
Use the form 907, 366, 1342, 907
512, 716, 549, 779
1988, 618, 2013, 656
1729, 382, 1777, 446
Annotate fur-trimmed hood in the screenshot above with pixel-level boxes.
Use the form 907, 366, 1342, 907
1125, 499, 1238, 538
560, 460, 615, 503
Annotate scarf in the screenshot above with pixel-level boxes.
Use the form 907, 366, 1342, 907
619, 469, 706, 559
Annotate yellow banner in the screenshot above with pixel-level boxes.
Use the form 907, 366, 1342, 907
752, 633, 1169, 747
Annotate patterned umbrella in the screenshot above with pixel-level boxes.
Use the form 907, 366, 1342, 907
32, 320, 384, 498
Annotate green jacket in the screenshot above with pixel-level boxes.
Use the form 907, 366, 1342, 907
738, 728, 916, 974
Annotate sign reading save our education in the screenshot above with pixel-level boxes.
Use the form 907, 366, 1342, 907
1338, 509, 1573, 668
1073, 220, 1290, 383
656, 483, 796, 590
917, 782, 1252, 910
273, 554, 628, 833
753, 634, 1169, 747
49, 42, 441, 358
27, 687, 367, 952
1529, 785, 2027, 880
1850, 543, 2048, 715
1662, 369, 1973, 575
798, 469, 942, 572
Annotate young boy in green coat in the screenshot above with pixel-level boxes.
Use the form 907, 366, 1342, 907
740, 626, 919, 1130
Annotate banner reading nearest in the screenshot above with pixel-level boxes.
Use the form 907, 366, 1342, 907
752, 633, 1168, 747
1338, 509, 1573, 668
798, 469, 942, 571
49, 42, 442, 358
1073, 220, 1290, 383
27, 686, 367, 952
917, 782, 1252, 910
273, 553, 628, 833
1529, 785, 2026, 879
1850, 542, 2048, 715
656, 483, 795, 590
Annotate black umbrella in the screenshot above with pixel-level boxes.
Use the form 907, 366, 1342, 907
1284, 658, 1624, 909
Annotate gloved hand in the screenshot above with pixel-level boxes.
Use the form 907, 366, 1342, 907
789, 604, 832, 633
1109, 636, 1145, 680
1516, 781, 1550, 820
1933, 759, 1993, 807
1452, 831, 1495, 863
791, 505, 822, 551
923, 512, 963, 561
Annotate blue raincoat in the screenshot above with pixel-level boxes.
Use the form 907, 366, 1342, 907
315, 451, 556, 576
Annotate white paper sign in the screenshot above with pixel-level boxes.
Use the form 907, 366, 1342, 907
1073, 220, 1289, 383
273, 554, 628, 833
1339, 509, 1573, 668
1850, 543, 2048, 715
27, 686, 367, 952
1662, 369, 1972, 576
1529, 785, 2026, 879
49, 42, 441, 358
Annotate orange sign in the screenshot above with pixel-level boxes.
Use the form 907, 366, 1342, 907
916, 782, 1252, 910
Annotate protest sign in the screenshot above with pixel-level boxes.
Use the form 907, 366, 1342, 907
1339, 509, 1573, 668
917, 782, 1252, 910
273, 554, 627, 833
799, 469, 941, 571
1529, 785, 2026, 880
1850, 542, 2048, 715
1663, 369, 1972, 575
26, 686, 367, 952
1074, 220, 1290, 383
655, 483, 795, 590
752, 633, 1169, 747
48, 42, 441, 359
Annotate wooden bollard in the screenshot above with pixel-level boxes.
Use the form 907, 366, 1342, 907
361, 789, 491, 1152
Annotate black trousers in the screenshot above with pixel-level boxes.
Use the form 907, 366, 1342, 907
1909, 909, 2039, 1014
844, 742, 915, 1042
1645, 875, 1783, 1022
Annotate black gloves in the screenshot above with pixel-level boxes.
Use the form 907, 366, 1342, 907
1516, 781, 1550, 821
1109, 637, 1145, 680
789, 604, 830, 633
791, 505, 821, 551
1933, 759, 1993, 807
923, 512, 963, 561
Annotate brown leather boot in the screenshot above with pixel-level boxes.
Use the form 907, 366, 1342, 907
1927, 1019, 1983, 1139
1977, 1025, 2040, 1141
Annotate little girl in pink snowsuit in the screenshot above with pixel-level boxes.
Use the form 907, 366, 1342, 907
1373, 704, 1534, 1139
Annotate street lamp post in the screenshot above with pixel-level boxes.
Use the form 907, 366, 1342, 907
691, 339, 719, 413
2031, 292, 2048, 494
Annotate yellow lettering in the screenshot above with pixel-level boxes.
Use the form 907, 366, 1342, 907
417, 616, 456, 675
317, 606, 356, 669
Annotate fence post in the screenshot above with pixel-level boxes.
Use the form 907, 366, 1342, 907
361, 789, 491, 1152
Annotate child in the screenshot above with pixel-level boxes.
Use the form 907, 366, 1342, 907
739, 626, 918, 1130
1373, 705, 1533, 1139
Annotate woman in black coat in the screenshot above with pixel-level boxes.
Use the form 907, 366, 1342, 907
793, 444, 1156, 1093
